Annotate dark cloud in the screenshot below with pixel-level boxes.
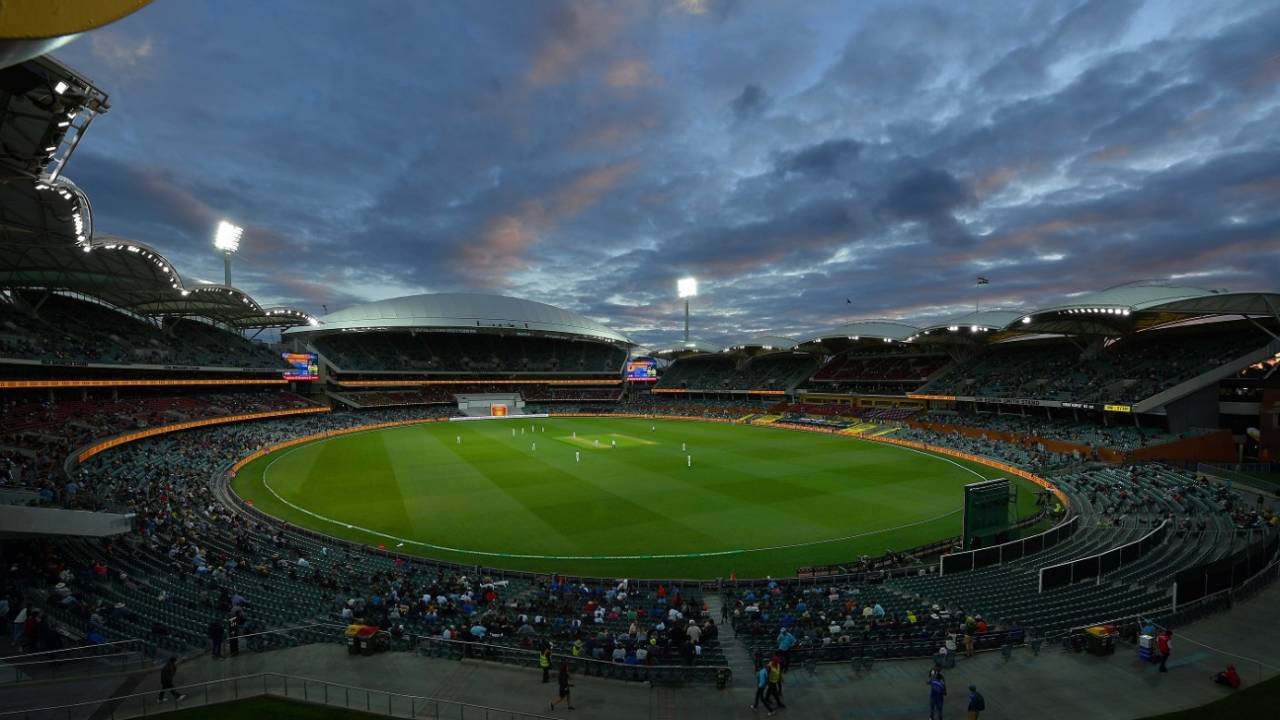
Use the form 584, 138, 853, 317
878, 169, 976, 246
44, 0, 1280, 342
773, 139, 862, 178
729, 84, 770, 121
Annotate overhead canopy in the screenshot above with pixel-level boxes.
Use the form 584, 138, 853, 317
916, 309, 1028, 344
796, 320, 920, 353
0, 234, 319, 329
652, 337, 724, 358
288, 293, 631, 345
1015, 283, 1280, 336
722, 334, 799, 354
0, 54, 107, 181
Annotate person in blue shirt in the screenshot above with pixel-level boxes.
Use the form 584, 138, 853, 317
750, 664, 775, 714
929, 675, 946, 720
777, 628, 797, 672
968, 684, 985, 718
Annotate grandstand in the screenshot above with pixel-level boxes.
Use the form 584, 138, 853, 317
4, 11, 1280, 720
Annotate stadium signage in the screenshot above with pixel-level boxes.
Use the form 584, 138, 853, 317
971, 396, 1043, 406
1104, 403, 1133, 413
1061, 402, 1100, 410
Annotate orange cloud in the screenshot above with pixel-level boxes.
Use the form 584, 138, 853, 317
606, 59, 657, 89
459, 160, 640, 287
526, 3, 624, 88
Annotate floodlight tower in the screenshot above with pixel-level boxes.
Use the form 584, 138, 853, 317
677, 277, 698, 342
213, 220, 243, 286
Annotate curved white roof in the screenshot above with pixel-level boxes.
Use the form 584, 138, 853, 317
652, 337, 725, 357
920, 310, 1026, 334
1032, 283, 1215, 315
723, 334, 799, 351
803, 320, 920, 343
290, 293, 630, 344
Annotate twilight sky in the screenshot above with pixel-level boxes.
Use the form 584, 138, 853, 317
56, 0, 1280, 347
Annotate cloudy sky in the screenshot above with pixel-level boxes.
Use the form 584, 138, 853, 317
57, 0, 1280, 347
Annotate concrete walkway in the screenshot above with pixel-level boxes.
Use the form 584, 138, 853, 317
4, 580, 1278, 720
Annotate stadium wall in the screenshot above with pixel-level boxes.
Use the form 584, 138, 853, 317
1127, 429, 1236, 463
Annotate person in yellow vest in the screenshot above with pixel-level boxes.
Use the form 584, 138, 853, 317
539, 643, 552, 683
765, 655, 786, 709
571, 639, 584, 657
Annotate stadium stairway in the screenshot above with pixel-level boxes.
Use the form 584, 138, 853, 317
703, 595, 755, 685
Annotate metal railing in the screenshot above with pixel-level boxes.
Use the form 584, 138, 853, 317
0, 672, 557, 720
0, 650, 151, 685
401, 628, 731, 684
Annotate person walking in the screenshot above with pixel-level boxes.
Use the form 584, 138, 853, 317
928, 674, 946, 720
157, 657, 186, 703
750, 663, 774, 714
764, 655, 785, 709
549, 661, 575, 710
1156, 630, 1172, 673
207, 619, 224, 659
539, 644, 552, 683
966, 683, 985, 719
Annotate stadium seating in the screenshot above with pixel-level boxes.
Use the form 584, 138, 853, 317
920, 325, 1271, 403
0, 391, 318, 508
313, 333, 627, 374
654, 353, 817, 392
805, 349, 950, 394
331, 385, 622, 408
0, 292, 283, 369
915, 411, 1204, 452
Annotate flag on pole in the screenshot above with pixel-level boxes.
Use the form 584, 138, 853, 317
976, 276, 990, 285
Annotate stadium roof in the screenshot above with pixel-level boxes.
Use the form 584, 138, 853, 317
1017, 283, 1280, 335
798, 317, 921, 345
0, 233, 319, 329
916, 309, 1027, 344
652, 337, 724, 358
287, 293, 631, 344
0, 55, 108, 182
722, 334, 799, 352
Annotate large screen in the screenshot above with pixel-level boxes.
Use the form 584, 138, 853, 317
625, 357, 658, 382
282, 352, 319, 381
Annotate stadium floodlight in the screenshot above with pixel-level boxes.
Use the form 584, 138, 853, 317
54, 81, 69, 95
214, 221, 243, 252
213, 220, 243, 286
677, 277, 698, 341
677, 277, 698, 298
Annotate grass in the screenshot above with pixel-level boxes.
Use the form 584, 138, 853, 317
161, 696, 383, 720
1137, 672, 1280, 719
232, 417, 1043, 579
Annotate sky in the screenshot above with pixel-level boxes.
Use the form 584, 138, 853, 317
55, 0, 1280, 348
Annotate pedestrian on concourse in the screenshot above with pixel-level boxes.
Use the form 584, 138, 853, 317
157, 657, 186, 703
967, 683, 985, 719
549, 661, 575, 710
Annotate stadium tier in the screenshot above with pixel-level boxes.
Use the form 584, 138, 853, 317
917, 323, 1274, 404
653, 352, 817, 393
0, 292, 287, 370
312, 332, 626, 374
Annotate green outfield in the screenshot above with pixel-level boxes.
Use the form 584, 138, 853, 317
231, 417, 1043, 578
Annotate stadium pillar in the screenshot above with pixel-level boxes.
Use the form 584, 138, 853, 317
223, 252, 232, 287
684, 299, 689, 341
